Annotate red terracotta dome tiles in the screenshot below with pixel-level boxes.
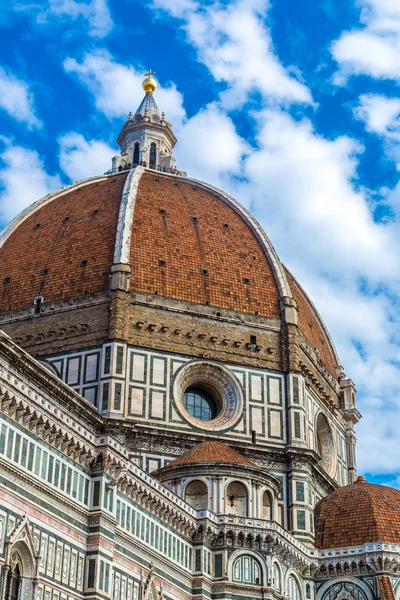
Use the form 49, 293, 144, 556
130, 173, 281, 318
315, 477, 400, 548
378, 577, 396, 600
0, 174, 127, 312
168, 441, 254, 467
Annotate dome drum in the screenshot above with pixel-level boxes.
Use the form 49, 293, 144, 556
152, 441, 282, 519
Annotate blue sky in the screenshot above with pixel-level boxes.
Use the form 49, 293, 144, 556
1, 0, 400, 487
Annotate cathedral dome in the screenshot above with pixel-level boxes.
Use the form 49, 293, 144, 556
0, 167, 340, 375
314, 476, 400, 549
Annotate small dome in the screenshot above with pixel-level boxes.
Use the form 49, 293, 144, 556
314, 476, 400, 548
165, 441, 254, 467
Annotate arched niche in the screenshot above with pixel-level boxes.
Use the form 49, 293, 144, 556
262, 490, 273, 520
226, 481, 248, 517
316, 412, 336, 477
287, 574, 302, 600
272, 562, 282, 593
4, 542, 36, 600
232, 555, 262, 585
185, 480, 208, 510
317, 578, 374, 600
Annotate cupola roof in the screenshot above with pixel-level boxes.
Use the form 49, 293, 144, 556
135, 91, 160, 119
166, 441, 254, 467
314, 476, 400, 548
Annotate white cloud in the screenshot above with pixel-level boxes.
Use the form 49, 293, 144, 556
354, 94, 400, 138
354, 94, 400, 167
175, 103, 249, 184
64, 50, 186, 125
237, 110, 396, 282
17, 0, 113, 38
176, 103, 400, 477
0, 143, 61, 224
152, 0, 312, 109
59, 132, 115, 181
332, 0, 400, 82
0, 67, 41, 128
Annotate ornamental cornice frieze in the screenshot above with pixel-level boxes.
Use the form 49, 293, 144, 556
317, 543, 400, 575
0, 385, 98, 471
0, 291, 109, 325
0, 332, 103, 430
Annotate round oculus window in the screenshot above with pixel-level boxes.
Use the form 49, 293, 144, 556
173, 361, 243, 432
184, 386, 218, 421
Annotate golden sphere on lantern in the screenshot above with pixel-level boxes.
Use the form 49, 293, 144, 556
142, 71, 157, 94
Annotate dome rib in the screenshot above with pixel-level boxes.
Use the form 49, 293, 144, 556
113, 166, 145, 264
284, 267, 340, 376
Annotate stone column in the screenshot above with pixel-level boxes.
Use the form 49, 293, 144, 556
1, 565, 10, 600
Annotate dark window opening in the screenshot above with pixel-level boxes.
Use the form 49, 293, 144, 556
3, 277, 11, 285
9, 564, 21, 600
34, 296, 44, 314
80, 259, 88, 266
250, 335, 257, 345
150, 142, 157, 168
40, 268, 49, 275
133, 142, 140, 165
158, 259, 166, 267
243, 277, 250, 284
184, 386, 218, 421
201, 268, 209, 276
159, 208, 167, 214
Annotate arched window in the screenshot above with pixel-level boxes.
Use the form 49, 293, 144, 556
133, 142, 139, 165
150, 142, 157, 168
226, 482, 248, 517
184, 386, 218, 421
288, 575, 302, 600
232, 555, 262, 585
10, 565, 21, 600
262, 491, 272, 519
185, 480, 208, 510
272, 563, 281, 592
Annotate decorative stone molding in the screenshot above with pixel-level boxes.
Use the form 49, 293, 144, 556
172, 361, 244, 432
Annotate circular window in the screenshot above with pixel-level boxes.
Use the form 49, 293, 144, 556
184, 386, 218, 421
173, 361, 243, 432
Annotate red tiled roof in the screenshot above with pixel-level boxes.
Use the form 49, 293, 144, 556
130, 173, 280, 317
315, 476, 400, 549
167, 441, 254, 467
0, 174, 127, 312
0, 168, 339, 363
378, 577, 396, 600
284, 267, 338, 376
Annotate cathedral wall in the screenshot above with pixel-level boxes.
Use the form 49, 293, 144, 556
0, 298, 110, 358
42, 340, 349, 546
